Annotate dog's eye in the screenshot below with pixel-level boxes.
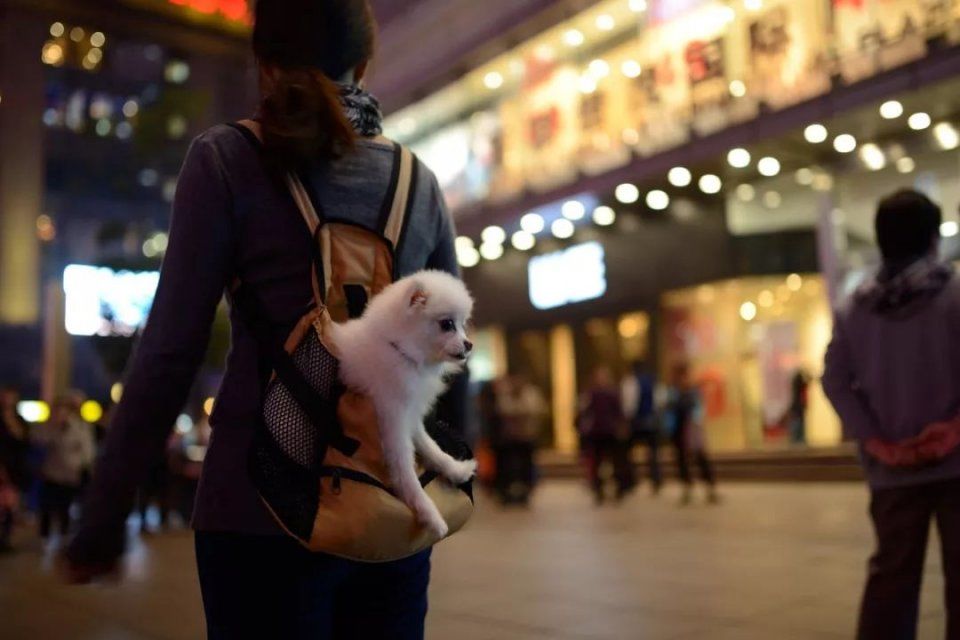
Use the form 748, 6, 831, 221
438, 319, 456, 333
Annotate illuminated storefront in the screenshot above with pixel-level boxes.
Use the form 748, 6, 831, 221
386, 0, 960, 453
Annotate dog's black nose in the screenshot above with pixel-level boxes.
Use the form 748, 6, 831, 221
464, 340, 473, 353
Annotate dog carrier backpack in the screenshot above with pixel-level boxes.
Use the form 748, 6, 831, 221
228, 120, 474, 563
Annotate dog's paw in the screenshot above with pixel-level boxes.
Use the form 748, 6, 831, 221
445, 459, 478, 485
418, 510, 449, 539
414, 497, 449, 538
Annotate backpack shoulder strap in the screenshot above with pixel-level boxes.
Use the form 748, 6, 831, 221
376, 142, 417, 251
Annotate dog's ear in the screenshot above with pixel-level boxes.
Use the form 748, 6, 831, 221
407, 281, 428, 309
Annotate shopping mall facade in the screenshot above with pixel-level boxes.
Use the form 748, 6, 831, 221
2, 0, 960, 455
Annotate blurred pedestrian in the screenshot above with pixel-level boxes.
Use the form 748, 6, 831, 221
0, 386, 29, 552
495, 374, 546, 506
823, 189, 960, 640
578, 367, 634, 504
787, 369, 810, 445
0, 386, 29, 491
0, 466, 19, 553
476, 380, 503, 492
34, 398, 95, 539
664, 362, 718, 505
63, 1, 462, 637
134, 456, 170, 534
621, 360, 663, 495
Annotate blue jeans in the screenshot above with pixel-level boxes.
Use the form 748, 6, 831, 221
195, 532, 431, 639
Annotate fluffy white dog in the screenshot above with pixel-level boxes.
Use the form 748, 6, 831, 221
328, 269, 478, 538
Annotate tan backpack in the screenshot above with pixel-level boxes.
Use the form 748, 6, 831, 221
230, 121, 474, 562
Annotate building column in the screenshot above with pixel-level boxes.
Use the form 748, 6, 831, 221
549, 324, 577, 454
0, 5, 46, 325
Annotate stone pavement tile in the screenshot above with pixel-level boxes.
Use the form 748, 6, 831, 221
735, 598, 857, 638
672, 623, 847, 640
561, 608, 719, 640
918, 612, 947, 639
427, 610, 586, 640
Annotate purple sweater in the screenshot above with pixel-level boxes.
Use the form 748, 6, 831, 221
823, 260, 960, 488
67, 125, 460, 564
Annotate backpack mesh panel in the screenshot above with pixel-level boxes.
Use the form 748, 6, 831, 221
248, 427, 319, 541
262, 329, 339, 469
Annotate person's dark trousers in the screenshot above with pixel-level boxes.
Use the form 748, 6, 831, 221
589, 436, 633, 500
39, 481, 76, 538
671, 430, 715, 487
632, 426, 663, 491
494, 442, 534, 504
195, 531, 431, 639
0, 507, 13, 550
858, 477, 960, 640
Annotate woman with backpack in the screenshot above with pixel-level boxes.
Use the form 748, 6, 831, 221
62, 2, 462, 637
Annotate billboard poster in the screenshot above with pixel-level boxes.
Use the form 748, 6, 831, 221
521, 67, 581, 192
833, 0, 927, 83
686, 37, 732, 135
489, 97, 527, 203
577, 81, 632, 176
627, 52, 691, 157
748, 1, 832, 110
757, 321, 800, 441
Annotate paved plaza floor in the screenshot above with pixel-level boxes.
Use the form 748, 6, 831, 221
0, 481, 950, 639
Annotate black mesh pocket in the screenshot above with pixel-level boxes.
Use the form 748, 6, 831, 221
252, 328, 341, 541
249, 425, 319, 542
261, 330, 340, 469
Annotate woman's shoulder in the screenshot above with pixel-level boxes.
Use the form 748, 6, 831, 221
193, 122, 260, 155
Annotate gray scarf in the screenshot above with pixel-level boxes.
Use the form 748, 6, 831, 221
337, 83, 383, 137
855, 257, 954, 317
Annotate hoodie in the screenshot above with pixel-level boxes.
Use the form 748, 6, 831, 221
823, 258, 960, 488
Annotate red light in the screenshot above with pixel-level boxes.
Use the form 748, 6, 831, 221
219, 0, 247, 20
165, 0, 250, 22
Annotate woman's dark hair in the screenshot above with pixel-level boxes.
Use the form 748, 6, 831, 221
875, 189, 942, 264
253, 0, 377, 166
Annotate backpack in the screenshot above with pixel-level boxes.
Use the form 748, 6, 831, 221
228, 121, 474, 563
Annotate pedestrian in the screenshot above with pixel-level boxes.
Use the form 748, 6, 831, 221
578, 367, 634, 504
134, 455, 170, 534
0, 465, 19, 554
0, 385, 29, 492
34, 398, 95, 540
62, 2, 462, 637
787, 369, 810, 445
621, 360, 663, 495
664, 362, 719, 505
823, 189, 960, 640
495, 374, 546, 506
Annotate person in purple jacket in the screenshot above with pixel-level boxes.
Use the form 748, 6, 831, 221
60, 1, 463, 638
824, 189, 960, 640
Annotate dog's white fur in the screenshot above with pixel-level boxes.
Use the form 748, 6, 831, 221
327, 270, 477, 538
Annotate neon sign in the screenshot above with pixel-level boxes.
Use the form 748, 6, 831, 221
528, 242, 607, 310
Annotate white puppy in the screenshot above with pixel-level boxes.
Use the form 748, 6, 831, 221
328, 269, 478, 538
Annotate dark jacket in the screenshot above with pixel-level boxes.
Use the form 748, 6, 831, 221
70, 125, 459, 562
579, 387, 624, 440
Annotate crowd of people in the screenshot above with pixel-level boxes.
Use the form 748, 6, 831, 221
477, 360, 720, 507
0, 386, 208, 554
579, 361, 720, 506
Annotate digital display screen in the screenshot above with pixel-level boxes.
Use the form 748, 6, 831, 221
64, 265, 160, 337
528, 242, 607, 310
